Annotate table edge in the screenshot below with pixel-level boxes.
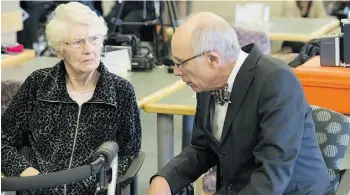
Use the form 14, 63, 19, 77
143, 103, 196, 115
137, 80, 186, 109
1, 50, 36, 68
269, 18, 339, 42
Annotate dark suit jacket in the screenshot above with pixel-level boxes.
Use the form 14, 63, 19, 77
153, 44, 330, 195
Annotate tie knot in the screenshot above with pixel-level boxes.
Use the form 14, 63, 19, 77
211, 83, 231, 105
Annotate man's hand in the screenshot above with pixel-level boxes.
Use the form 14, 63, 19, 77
148, 176, 172, 195
20, 167, 40, 177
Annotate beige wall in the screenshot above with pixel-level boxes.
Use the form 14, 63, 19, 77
1, 0, 22, 34
191, 1, 285, 23
1, 0, 22, 45
102, 1, 115, 17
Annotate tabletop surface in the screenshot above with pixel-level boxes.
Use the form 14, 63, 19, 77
268, 17, 339, 36
1, 50, 36, 68
155, 84, 196, 106
1, 57, 180, 104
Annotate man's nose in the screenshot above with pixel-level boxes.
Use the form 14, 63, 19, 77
173, 65, 183, 76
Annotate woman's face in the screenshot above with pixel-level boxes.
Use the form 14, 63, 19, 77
58, 24, 104, 74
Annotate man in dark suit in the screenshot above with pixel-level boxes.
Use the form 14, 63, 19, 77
148, 12, 330, 195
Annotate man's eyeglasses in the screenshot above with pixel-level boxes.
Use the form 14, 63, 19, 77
65, 34, 105, 48
172, 51, 210, 68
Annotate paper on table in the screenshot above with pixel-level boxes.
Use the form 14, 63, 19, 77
234, 3, 270, 30
102, 49, 131, 78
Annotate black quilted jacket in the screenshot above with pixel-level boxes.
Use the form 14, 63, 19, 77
1, 61, 142, 194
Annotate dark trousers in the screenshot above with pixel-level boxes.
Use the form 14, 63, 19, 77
17, 2, 47, 49
282, 41, 305, 53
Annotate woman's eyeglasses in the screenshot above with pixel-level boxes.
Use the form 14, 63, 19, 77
65, 35, 105, 48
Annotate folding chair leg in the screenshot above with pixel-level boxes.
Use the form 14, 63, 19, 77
116, 184, 122, 195
130, 175, 138, 195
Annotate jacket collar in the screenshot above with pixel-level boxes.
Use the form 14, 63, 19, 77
36, 60, 118, 107
240, 43, 261, 71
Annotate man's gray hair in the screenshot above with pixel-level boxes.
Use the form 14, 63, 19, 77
186, 13, 241, 61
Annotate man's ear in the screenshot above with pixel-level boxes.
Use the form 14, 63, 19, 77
207, 52, 220, 68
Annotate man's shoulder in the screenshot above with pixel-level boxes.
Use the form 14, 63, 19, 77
252, 54, 297, 85
255, 54, 305, 100
256, 54, 293, 75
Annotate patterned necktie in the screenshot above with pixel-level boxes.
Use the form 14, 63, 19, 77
211, 83, 231, 106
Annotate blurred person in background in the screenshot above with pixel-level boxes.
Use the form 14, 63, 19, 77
280, 1, 330, 53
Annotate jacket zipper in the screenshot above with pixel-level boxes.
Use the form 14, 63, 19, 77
64, 105, 82, 195
37, 99, 115, 194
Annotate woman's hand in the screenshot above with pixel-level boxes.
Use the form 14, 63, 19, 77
20, 167, 40, 177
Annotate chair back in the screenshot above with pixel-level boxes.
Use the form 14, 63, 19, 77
1, 80, 22, 115
233, 25, 271, 54
311, 105, 350, 193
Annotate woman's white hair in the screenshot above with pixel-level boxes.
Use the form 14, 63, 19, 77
189, 14, 241, 61
45, 2, 108, 52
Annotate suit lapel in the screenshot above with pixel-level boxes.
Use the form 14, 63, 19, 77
202, 92, 221, 146
220, 44, 262, 144
202, 92, 212, 131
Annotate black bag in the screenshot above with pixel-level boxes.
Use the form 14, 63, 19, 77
288, 38, 321, 68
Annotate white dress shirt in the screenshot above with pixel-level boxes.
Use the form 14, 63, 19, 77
212, 50, 249, 141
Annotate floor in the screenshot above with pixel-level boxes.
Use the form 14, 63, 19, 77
136, 111, 185, 194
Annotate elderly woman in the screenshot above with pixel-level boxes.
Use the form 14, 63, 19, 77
1, 2, 141, 195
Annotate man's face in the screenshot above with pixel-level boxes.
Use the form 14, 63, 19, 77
171, 40, 218, 92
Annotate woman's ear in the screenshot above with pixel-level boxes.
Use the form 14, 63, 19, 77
52, 45, 65, 59
55, 50, 64, 60
56, 54, 63, 60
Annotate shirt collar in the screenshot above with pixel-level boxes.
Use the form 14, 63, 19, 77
227, 50, 249, 93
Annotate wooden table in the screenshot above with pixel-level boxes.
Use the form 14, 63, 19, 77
143, 84, 194, 170
268, 17, 340, 42
1, 50, 36, 68
167, 17, 340, 43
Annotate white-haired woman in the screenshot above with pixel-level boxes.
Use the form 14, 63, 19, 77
1, 2, 141, 194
